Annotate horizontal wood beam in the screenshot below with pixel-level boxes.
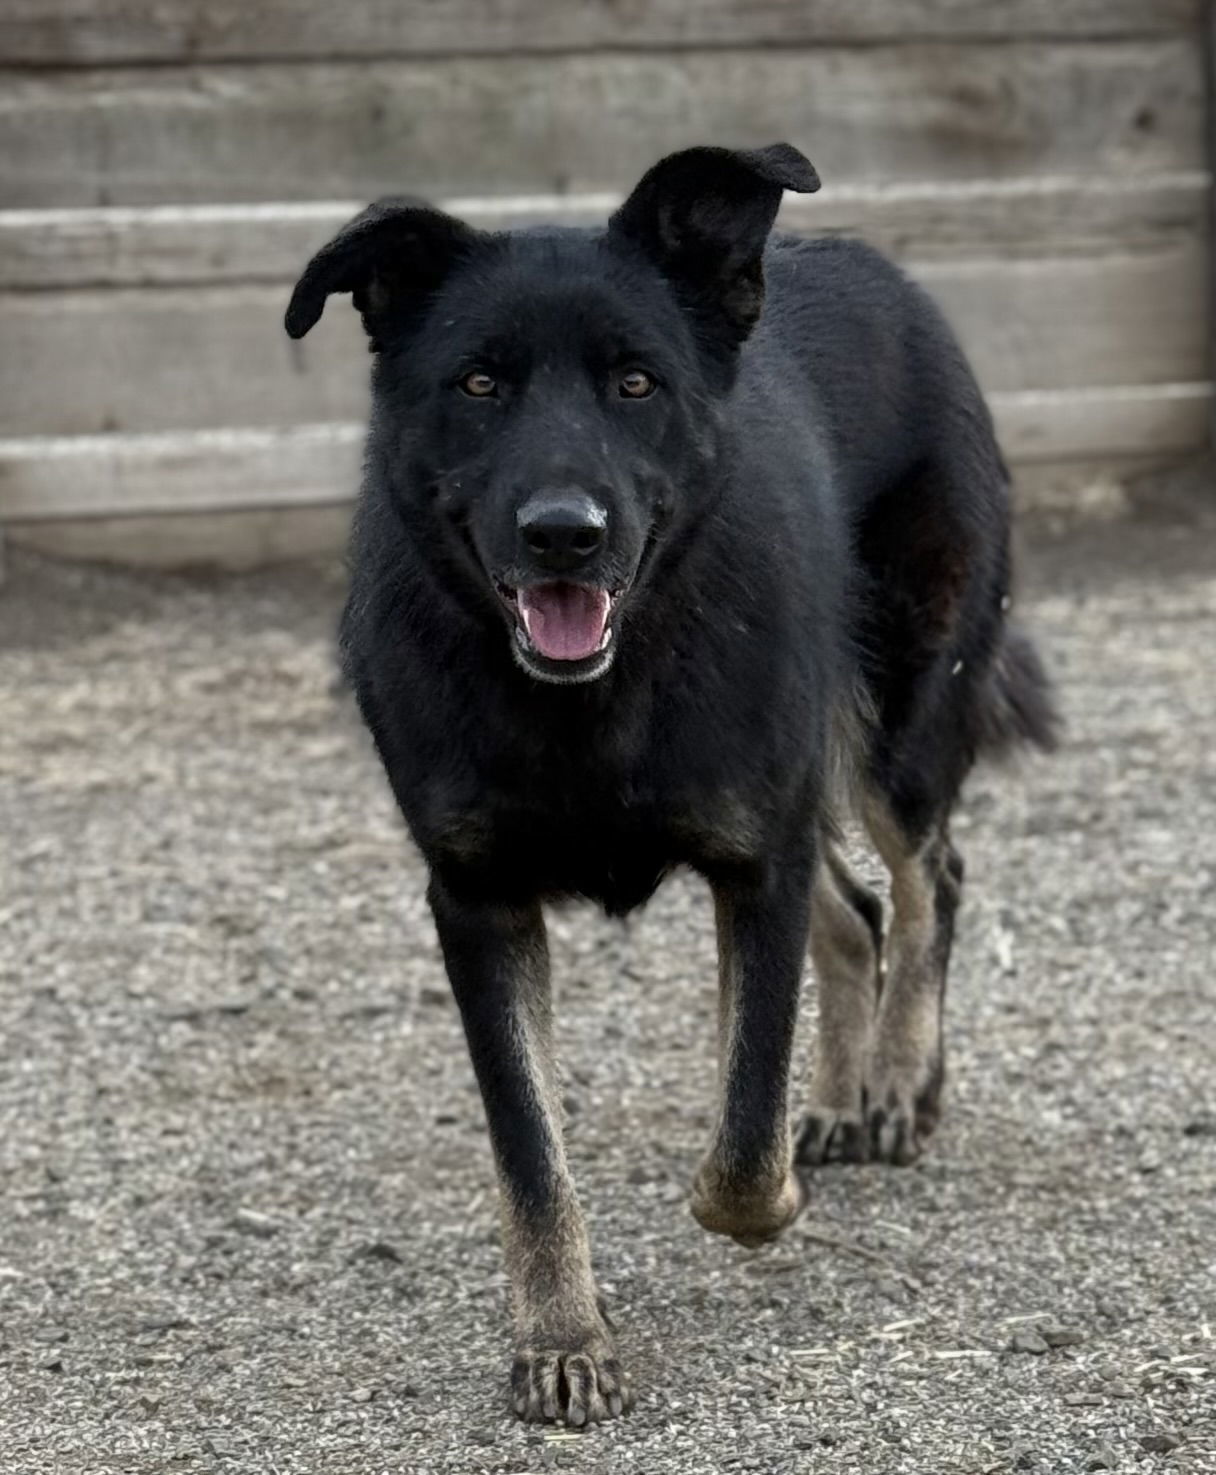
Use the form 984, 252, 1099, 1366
994, 383, 1214, 462
1, 386, 1209, 521
0, 423, 364, 520
0, 41, 1203, 206
4, 238, 1206, 437
1, 174, 1209, 289
0, 0, 1201, 67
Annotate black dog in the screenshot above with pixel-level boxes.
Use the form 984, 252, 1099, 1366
285, 143, 1055, 1426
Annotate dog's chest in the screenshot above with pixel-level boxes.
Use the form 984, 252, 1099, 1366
398, 658, 787, 907
427, 770, 762, 914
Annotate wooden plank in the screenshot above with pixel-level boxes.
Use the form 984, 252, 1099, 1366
0, 0, 1201, 66
1, 242, 1205, 436
780, 174, 1214, 263
0, 424, 363, 519
5, 504, 354, 571
916, 246, 1209, 396
0, 41, 1203, 207
994, 384, 1214, 462
1, 174, 1209, 290
1, 385, 1209, 521
0, 283, 369, 435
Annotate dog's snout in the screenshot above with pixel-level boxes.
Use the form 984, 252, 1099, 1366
516, 492, 607, 572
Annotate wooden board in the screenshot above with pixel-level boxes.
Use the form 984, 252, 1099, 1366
2, 173, 1209, 289
2, 240, 1205, 436
917, 247, 1209, 397
0, 424, 363, 519
5, 504, 355, 571
0, 284, 370, 435
0, 41, 1203, 206
2, 385, 1209, 521
994, 385, 1214, 464
0, 0, 1201, 66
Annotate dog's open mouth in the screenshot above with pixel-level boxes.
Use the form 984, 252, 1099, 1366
496, 582, 618, 685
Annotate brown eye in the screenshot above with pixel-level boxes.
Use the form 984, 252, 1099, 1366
619, 370, 655, 399
460, 370, 497, 397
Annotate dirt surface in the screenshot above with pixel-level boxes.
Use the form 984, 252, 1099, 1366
1, 489, 1214, 1475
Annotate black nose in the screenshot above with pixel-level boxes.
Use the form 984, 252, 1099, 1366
516, 492, 607, 573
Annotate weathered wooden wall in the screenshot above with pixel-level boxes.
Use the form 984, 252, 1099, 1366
0, 0, 1210, 537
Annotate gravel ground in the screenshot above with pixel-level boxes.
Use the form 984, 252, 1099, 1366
1, 485, 1214, 1475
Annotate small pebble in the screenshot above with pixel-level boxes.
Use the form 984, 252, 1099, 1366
1041, 1326, 1085, 1348
231, 1208, 283, 1238
213, 992, 257, 1015
137, 1316, 191, 1334
1011, 1330, 1049, 1355
356, 1240, 402, 1264
1086, 1445, 1119, 1471
351, 1386, 375, 1404
1139, 1432, 1182, 1453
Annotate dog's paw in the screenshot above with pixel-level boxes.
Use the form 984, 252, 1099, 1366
689, 1163, 805, 1248
510, 1337, 631, 1426
795, 1107, 869, 1166
865, 1060, 943, 1166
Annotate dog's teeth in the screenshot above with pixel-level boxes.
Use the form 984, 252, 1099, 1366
598, 626, 612, 652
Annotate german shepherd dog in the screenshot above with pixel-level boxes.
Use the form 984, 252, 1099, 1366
285, 143, 1055, 1425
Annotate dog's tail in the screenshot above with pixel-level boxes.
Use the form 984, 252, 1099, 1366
977, 623, 1060, 758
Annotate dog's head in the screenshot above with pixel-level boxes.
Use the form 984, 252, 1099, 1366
286, 145, 819, 685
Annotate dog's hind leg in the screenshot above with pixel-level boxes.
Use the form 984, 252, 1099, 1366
795, 845, 884, 1166
862, 799, 963, 1165
428, 878, 629, 1426
690, 852, 815, 1247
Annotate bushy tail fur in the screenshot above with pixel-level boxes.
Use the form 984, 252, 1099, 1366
978, 624, 1060, 757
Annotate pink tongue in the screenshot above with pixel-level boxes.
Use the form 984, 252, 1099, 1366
518, 584, 610, 661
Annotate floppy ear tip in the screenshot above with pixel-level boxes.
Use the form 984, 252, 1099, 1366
284, 289, 320, 340
760, 142, 821, 195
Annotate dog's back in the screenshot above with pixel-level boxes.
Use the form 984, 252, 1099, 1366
751, 232, 1057, 764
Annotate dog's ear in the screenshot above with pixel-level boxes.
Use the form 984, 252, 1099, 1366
285, 198, 479, 344
608, 144, 820, 342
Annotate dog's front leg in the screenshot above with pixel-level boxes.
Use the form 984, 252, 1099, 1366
690, 855, 813, 1247
428, 877, 628, 1425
